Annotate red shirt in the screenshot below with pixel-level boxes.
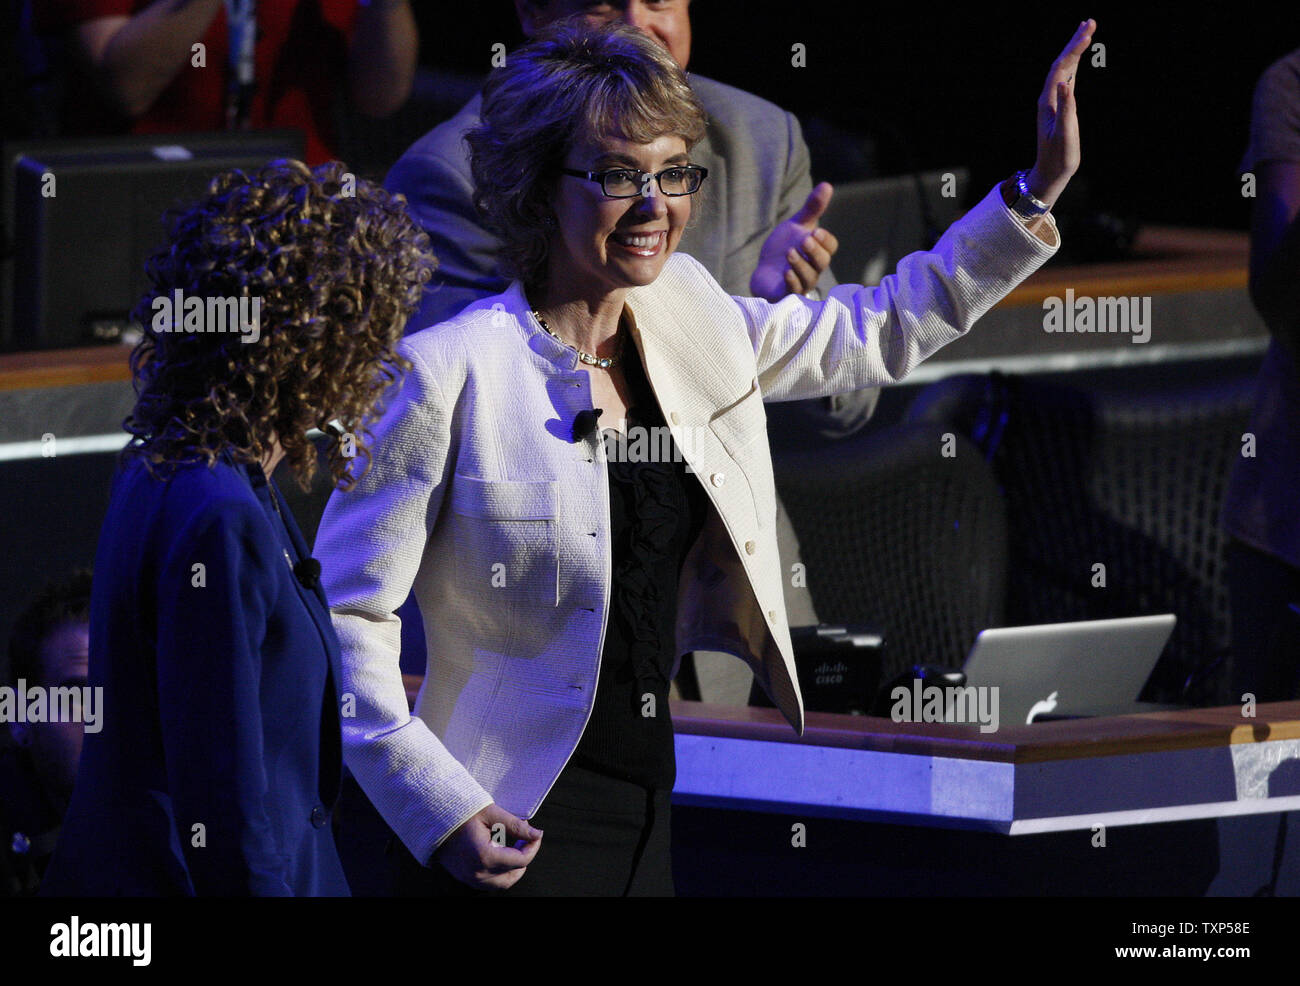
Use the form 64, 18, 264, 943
37, 0, 359, 165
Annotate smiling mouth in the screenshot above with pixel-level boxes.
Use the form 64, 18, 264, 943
610, 230, 666, 256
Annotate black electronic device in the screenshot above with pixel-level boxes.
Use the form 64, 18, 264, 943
4, 130, 305, 351
750, 623, 884, 715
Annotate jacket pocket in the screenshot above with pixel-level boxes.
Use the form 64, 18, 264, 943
708, 380, 777, 531
449, 475, 560, 608
708, 378, 766, 453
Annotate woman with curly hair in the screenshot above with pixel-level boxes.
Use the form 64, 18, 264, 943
315, 19, 1092, 896
39, 159, 435, 896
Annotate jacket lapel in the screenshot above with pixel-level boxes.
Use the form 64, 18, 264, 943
269, 477, 344, 804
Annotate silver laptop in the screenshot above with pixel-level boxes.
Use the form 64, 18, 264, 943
961, 615, 1177, 725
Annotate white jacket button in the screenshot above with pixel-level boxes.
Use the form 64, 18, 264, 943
670, 411, 681, 425
745, 540, 756, 555
768, 609, 778, 622
710, 472, 725, 488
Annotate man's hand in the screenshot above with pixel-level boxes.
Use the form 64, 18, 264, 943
432, 803, 542, 890
750, 183, 839, 302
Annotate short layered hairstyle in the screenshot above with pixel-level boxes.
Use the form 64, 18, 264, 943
466, 21, 708, 290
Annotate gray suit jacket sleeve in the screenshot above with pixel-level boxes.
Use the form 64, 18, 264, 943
384, 110, 510, 332
769, 109, 881, 437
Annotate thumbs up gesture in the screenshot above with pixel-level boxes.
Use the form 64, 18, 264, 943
750, 182, 839, 302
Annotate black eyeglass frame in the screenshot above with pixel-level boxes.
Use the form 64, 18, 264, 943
559, 165, 709, 199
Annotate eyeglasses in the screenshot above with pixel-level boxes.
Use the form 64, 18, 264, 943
560, 165, 709, 199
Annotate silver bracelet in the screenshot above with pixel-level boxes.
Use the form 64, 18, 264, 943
1010, 170, 1050, 218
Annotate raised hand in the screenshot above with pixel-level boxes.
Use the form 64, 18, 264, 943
1025, 18, 1096, 208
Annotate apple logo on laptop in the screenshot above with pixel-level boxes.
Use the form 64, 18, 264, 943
1027, 691, 1059, 725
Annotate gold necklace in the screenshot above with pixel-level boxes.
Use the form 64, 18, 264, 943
531, 308, 624, 369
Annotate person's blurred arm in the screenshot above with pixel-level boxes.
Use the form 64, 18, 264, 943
1243, 51, 1300, 354
67, 0, 222, 119
348, 0, 418, 118
1249, 163, 1300, 357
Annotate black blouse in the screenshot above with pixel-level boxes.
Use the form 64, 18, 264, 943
569, 345, 709, 790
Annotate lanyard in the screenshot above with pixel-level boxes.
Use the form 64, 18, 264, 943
224, 0, 257, 129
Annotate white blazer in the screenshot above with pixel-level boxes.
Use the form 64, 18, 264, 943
314, 185, 1058, 865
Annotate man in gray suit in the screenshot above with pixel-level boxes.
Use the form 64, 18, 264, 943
386, 0, 878, 702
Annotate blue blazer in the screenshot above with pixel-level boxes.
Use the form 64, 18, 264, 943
40, 451, 349, 896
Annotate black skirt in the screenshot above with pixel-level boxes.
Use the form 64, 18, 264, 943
388, 762, 674, 897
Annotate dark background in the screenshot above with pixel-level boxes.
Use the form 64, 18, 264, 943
410, 2, 1297, 231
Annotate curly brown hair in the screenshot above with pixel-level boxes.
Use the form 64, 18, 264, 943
122, 159, 435, 491
466, 21, 707, 291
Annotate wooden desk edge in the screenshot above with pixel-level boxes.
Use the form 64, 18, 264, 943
668, 699, 1300, 764
396, 677, 1300, 766
996, 269, 1248, 309
0, 345, 134, 392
